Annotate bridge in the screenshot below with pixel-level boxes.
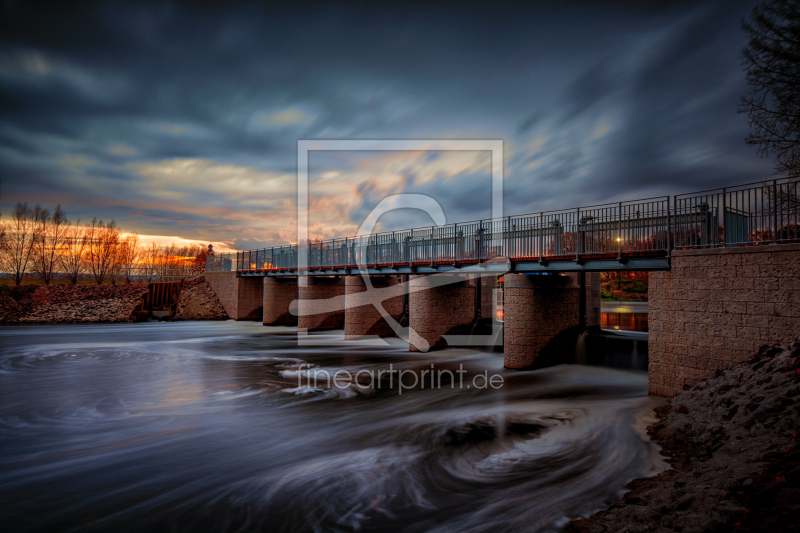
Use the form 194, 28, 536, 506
204, 177, 800, 398
209, 177, 797, 276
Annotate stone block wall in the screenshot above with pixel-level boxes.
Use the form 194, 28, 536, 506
204, 271, 263, 320
297, 276, 346, 331
236, 277, 264, 320
344, 275, 405, 339
649, 244, 800, 397
503, 274, 581, 369
263, 277, 298, 325
204, 271, 236, 319
408, 274, 475, 352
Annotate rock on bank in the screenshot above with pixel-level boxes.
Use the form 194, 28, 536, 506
172, 276, 228, 321
0, 284, 149, 324
0, 276, 231, 324
566, 339, 800, 533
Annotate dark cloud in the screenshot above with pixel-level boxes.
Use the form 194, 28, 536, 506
0, 0, 773, 248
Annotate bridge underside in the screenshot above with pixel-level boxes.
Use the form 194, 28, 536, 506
237, 255, 670, 277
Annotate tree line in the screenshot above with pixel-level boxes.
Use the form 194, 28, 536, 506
0, 202, 207, 286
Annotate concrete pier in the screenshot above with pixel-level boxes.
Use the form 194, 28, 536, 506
408, 273, 476, 352
204, 271, 263, 320
343, 275, 405, 339
297, 276, 346, 332
503, 274, 582, 369
263, 277, 298, 326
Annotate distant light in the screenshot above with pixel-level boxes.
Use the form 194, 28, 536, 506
616, 237, 621, 242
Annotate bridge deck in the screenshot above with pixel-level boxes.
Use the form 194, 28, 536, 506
208, 177, 799, 276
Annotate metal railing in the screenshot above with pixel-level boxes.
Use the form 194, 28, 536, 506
114, 265, 202, 282
674, 178, 799, 248
205, 253, 236, 272
207, 177, 799, 273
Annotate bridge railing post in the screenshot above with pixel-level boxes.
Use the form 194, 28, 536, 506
575, 207, 581, 262
722, 187, 727, 246
617, 202, 623, 262
773, 179, 779, 243
478, 221, 484, 262
667, 196, 672, 255
506, 215, 511, 258
538, 212, 544, 263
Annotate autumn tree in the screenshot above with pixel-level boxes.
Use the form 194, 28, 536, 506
0, 202, 38, 286
115, 234, 140, 283
142, 242, 159, 281
32, 204, 68, 284
86, 218, 121, 285
60, 221, 87, 284
740, 0, 800, 178
193, 246, 209, 267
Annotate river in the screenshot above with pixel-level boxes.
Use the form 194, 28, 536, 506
0, 321, 665, 532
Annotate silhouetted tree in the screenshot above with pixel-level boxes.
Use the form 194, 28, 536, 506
115, 234, 140, 283
1, 202, 38, 286
32, 204, 68, 284
86, 218, 121, 285
740, 0, 800, 178
60, 220, 87, 285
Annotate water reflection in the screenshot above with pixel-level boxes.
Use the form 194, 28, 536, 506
0, 322, 665, 532
600, 302, 649, 332
600, 312, 649, 332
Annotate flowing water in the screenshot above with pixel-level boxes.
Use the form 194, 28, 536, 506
0, 322, 666, 533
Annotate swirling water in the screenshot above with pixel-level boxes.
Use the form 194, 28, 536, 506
0, 321, 666, 532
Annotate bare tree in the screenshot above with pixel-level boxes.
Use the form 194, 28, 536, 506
32, 204, 68, 284
0, 179, 4, 262
116, 234, 140, 283
158, 243, 177, 276
142, 242, 158, 281
740, 0, 800, 178
86, 218, 121, 285
0, 202, 38, 286
0, 217, 6, 270
60, 221, 87, 285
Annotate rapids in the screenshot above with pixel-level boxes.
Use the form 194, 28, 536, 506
0, 321, 666, 532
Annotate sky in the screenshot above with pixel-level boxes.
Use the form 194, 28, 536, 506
0, 0, 774, 251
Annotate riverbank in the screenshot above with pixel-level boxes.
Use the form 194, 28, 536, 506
0, 276, 228, 323
566, 339, 800, 533
0, 284, 149, 323
172, 276, 228, 321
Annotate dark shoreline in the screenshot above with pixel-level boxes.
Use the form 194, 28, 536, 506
0, 276, 228, 324
566, 340, 800, 533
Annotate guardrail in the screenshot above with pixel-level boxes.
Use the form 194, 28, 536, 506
115, 266, 203, 282
674, 178, 799, 248
206, 177, 799, 273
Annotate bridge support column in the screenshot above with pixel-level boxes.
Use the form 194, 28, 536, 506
408, 273, 475, 352
298, 276, 346, 332
503, 274, 582, 369
649, 244, 800, 397
584, 272, 602, 328
204, 271, 263, 320
344, 275, 405, 339
263, 277, 298, 326
477, 274, 498, 320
